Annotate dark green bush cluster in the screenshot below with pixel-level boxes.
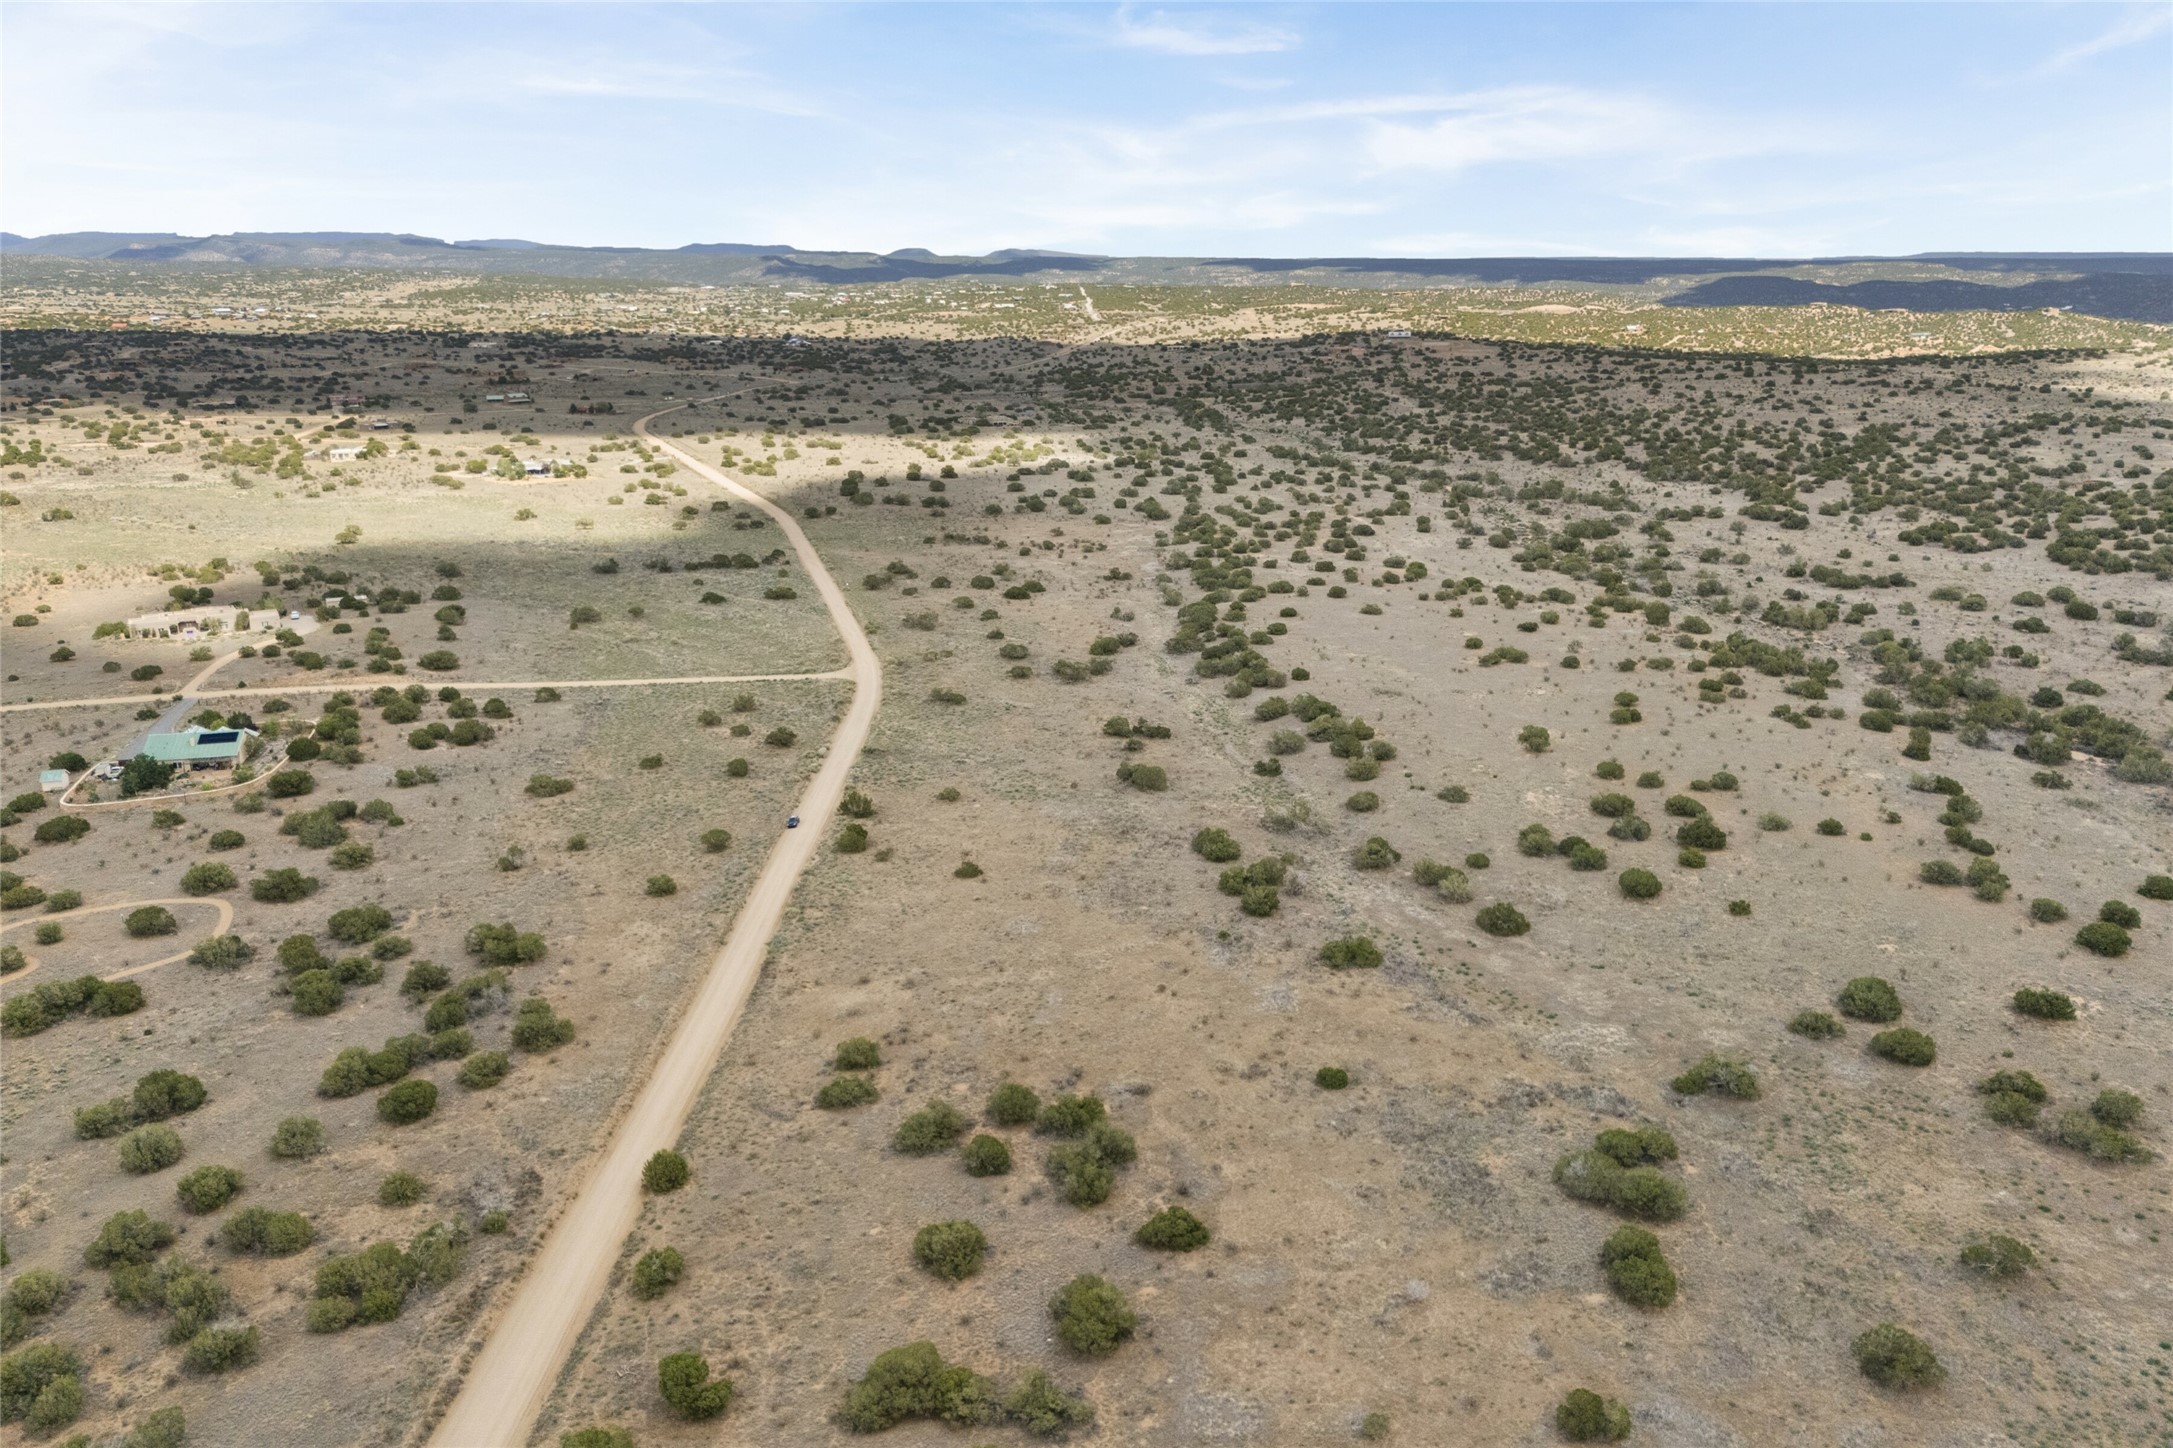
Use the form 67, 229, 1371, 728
1314, 1066, 1349, 1090
379, 1171, 428, 1207
1191, 827, 1241, 862
2140, 874, 2173, 901
1960, 1234, 2037, 1279
643, 1149, 690, 1193
1051, 1274, 1136, 1356
817, 1074, 879, 1109
188, 934, 254, 970
658, 1352, 735, 1420
1413, 857, 1473, 903
175, 1164, 243, 1214
961, 1135, 1012, 1177
988, 1082, 1040, 1126
511, 998, 576, 1052
911, 1220, 988, 1281
307, 1222, 465, 1332
1788, 1009, 1843, 1039
1217, 857, 1285, 916
1319, 935, 1384, 968
843, 1341, 994, 1431
1670, 1054, 1760, 1101
1600, 1225, 1677, 1308
1852, 1323, 1945, 1390
1617, 868, 1661, 900
2042, 1106, 2152, 1162
1978, 1069, 2048, 1127
835, 1037, 881, 1070
1475, 904, 1530, 937
465, 921, 546, 966
318, 1032, 462, 1097
1553, 1140, 1688, 1223
220, 1207, 315, 1256
1045, 1119, 1137, 1208
1836, 976, 1902, 1022
1352, 835, 1399, 870
75, 1069, 209, 1139
118, 1124, 187, 1174
2, 972, 144, 1036
268, 1116, 326, 1159
1115, 762, 1167, 791
377, 1078, 438, 1125
1868, 1027, 1936, 1067
893, 1101, 970, 1156
2028, 897, 2068, 923
1594, 1125, 1677, 1167
631, 1246, 684, 1300
1135, 1205, 1210, 1252
2011, 987, 2075, 1021
2075, 920, 2131, 956
1555, 1388, 1631, 1441
1, 1341, 86, 1431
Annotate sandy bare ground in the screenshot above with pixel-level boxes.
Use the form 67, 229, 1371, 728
423, 400, 883, 1448
0, 895, 235, 983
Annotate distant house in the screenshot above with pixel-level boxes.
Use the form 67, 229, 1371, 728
1383, 329, 1412, 338
38, 769, 70, 793
505, 391, 532, 404
127, 609, 271, 640
134, 725, 259, 773
328, 444, 364, 461
524, 459, 548, 476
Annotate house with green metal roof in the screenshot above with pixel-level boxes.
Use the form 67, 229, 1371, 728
135, 724, 258, 771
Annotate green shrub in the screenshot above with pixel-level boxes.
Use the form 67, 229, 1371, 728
2075, 921, 2130, 956
1050, 1274, 1135, 1356
456, 1050, 509, 1090
84, 1210, 176, 1268
1555, 1387, 1631, 1441
1475, 904, 1530, 937
1593, 1125, 1677, 1167
816, 1075, 878, 1109
1315, 1066, 1350, 1090
2041, 1109, 2151, 1162
893, 1101, 970, 1156
1516, 824, 1555, 857
1600, 1224, 1677, 1308
631, 1247, 685, 1300
1617, 868, 1661, 900
2139, 873, 2173, 901
126, 905, 178, 938
379, 1171, 428, 1207
961, 1134, 1012, 1177
657, 1351, 735, 1420
377, 1079, 438, 1125
1116, 762, 1166, 791
1676, 817, 1727, 851
132, 1069, 207, 1121
119, 1124, 185, 1174
5, 1271, 67, 1320
221, 1207, 314, 1256
1852, 1323, 1945, 1390
841, 1341, 994, 1432
1319, 935, 1384, 969
465, 921, 546, 966
1344, 791, 1380, 813
1868, 1027, 1936, 1067
1045, 1123, 1135, 1207
1836, 976, 1902, 1022
2028, 897, 2068, 923
1352, 836, 1400, 870
2099, 898, 2142, 929
1670, 1054, 1760, 1100
511, 998, 576, 1052
175, 1164, 243, 1214
285, 969, 343, 1017
1662, 793, 1705, 818
2092, 1088, 2144, 1128
2011, 987, 2074, 1020
1589, 793, 1635, 819
268, 1116, 325, 1159
1, 1341, 85, 1430
1517, 725, 1551, 753
912, 1220, 988, 1281
1788, 1010, 1842, 1039
1134, 1205, 1209, 1252
828, 1037, 882, 1072
987, 1082, 1040, 1126
180, 862, 236, 896
642, 1150, 690, 1193
1553, 1149, 1687, 1222
1816, 817, 1845, 836
1960, 1234, 2037, 1279
560, 1430, 635, 1448
644, 874, 677, 897
1002, 1370, 1095, 1439
1191, 828, 1241, 862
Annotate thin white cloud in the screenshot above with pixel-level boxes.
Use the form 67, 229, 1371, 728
1112, 4, 1297, 56
2043, 5, 2171, 70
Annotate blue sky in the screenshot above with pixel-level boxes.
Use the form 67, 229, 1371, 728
4, 2, 2168, 257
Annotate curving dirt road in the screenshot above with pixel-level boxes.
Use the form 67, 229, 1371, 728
426, 396, 881, 1447
0, 896, 236, 986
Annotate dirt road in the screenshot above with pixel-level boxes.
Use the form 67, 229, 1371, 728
424, 397, 881, 1447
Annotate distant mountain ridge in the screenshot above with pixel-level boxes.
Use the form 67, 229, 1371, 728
2, 231, 2166, 321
